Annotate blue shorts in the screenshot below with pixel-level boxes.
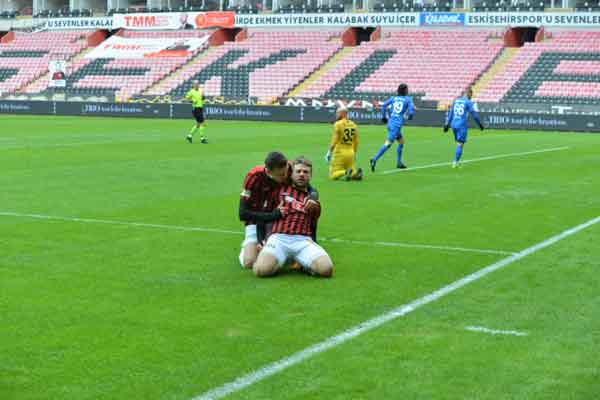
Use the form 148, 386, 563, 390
386, 124, 403, 142
453, 127, 467, 143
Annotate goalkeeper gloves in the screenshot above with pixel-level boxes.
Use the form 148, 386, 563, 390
325, 150, 331, 163
381, 117, 388, 124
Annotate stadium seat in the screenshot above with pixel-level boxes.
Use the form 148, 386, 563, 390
0, 31, 90, 95
16, 30, 212, 100
298, 30, 503, 105
476, 31, 600, 105
148, 30, 342, 102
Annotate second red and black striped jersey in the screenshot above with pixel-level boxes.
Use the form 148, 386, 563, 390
240, 166, 281, 225
271, 185, 321, 237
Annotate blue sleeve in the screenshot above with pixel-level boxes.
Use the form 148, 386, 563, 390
446, 102, 454, 126
468, 101, 481, 125
381, 98, 392, 118
407, 98, 415, 119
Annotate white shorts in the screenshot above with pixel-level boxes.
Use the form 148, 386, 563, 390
261, 233, 328, 269
241, 224, 258, 247
239, 225, 258, 267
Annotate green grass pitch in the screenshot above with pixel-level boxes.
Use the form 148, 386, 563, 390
1, 115, 599, 400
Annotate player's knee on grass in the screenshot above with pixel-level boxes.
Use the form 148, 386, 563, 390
241, 244, 258, 269
329, 169, 346, 180
253, 252, 279, 277
310, 255, 334, 277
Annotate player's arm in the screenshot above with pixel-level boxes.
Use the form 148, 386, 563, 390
326, 126, 340, 162
406, 98, 415, 120
256, 222, 271, 246
469, 102, 484, 130
380, 98, 391, 123
444, 102, 454, 132
239, 198, 283, 222
309, 199, 321, 219
304, 187, 321, 219
238, 174, 283, 223
184, 90, 192, 102
308, 186, 319, 201
306, 186, 320, 241
352, 127, 359, 154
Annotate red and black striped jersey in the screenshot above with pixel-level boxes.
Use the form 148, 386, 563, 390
271, 185, 321, 237
240, 166, 281, 225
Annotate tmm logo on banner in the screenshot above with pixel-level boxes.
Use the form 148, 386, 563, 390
420, 12, 465, 26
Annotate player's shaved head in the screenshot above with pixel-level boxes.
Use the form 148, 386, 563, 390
192, 80, 200, 89
397, 83, 408, 96
336, 106, 347, 120
466, 87, 473, 99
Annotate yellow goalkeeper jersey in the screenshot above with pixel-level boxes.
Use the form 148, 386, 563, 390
332, 118, 358, 149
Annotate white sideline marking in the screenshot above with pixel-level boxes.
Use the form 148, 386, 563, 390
465, 326, 528, 336
0, 212, 240, 235
0, 133, 162, 141
321, 237, 514, 256
382, 147, 570, 174
191, 215, 600, 400
0, 137, 166, 151
0, 211, 514, 256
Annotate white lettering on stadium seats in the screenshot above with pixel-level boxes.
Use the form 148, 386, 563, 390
283, 98, 381, 109
285, 98, 308, 107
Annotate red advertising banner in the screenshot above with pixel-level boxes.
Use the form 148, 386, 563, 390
194, 12, 235, 29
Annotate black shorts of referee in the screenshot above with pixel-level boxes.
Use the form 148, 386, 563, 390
192, 107, 204, 123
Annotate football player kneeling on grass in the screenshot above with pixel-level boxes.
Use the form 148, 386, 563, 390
253, 157, 333, 278
238, 151, 290, 269
326, 107, 363, 181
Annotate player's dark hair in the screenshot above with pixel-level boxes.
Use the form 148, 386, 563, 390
265, 151, 288, 170
397, 84, 408, 96
293, 156, 313, 171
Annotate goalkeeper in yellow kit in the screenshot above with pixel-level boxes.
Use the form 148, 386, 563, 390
325, 107, 363, 181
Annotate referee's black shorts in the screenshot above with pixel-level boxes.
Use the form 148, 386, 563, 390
192, 107, 204, 123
